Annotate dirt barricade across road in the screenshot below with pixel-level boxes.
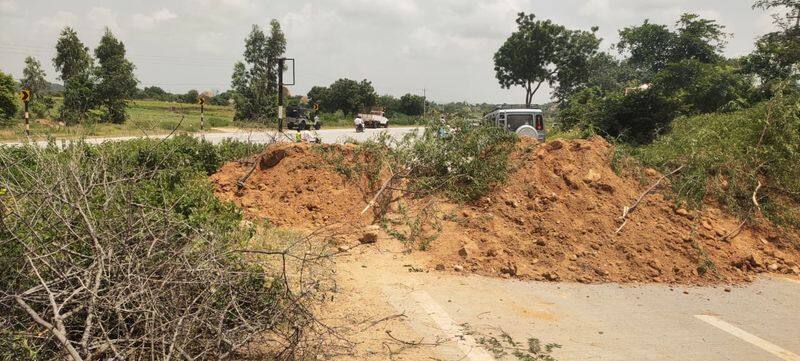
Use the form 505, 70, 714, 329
211, 137, 800, 285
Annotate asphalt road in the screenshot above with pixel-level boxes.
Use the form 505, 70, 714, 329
1, 126, 423, 147
334, 239, 800, 361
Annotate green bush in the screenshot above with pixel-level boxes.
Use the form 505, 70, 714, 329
558, 87, 678, 144
0, 70, 19, 126
634, 92, 800, 227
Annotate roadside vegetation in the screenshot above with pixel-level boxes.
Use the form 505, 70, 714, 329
0, 136, 330, 359
498, 1, 800, 229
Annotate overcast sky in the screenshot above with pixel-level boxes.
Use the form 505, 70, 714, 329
0, 0, 780, 104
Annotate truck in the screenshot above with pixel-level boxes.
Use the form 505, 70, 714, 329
357, 109, 389, 128
286, 105, 322, 130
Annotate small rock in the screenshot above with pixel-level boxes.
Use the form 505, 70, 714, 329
544, 272, 560, 281
568, 254, 578, 261
546, 140, 564, 151
724, 287, 731, 292
536, 239, 547, 246
767, 263, 779, 272
644, 168, 658, 177
435, 264, 446, 271
359, 233, 378, 244
486, 249, 498, 257
748, 253, 764, 268
683, 290, 689, 295
583, 169, 601, 183
453, 265, 464, 272
337, 245, 348, 253
674, 208, 690, 217
701, 220, 714, 231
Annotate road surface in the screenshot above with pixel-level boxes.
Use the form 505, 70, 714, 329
0, 126, 423, 147
328, 237, 800, 361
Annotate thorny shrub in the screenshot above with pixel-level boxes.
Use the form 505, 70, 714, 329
0, 137, 326, 360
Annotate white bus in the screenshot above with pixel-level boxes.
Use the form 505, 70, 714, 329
482, 108, 546, 141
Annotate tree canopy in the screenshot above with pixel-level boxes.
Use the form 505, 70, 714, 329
94, 29, 138, 123
231, 20, 286, 122
617, 13, 727, 77
493, 12, 600, 106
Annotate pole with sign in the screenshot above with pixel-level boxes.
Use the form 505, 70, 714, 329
19, 90, 31, 136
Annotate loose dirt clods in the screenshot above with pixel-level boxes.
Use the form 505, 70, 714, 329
212, 137, 800, 285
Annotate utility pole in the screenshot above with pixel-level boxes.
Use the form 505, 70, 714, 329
422, 88, 426, 120
276, 57, 295, 133
277, 57, 285, 133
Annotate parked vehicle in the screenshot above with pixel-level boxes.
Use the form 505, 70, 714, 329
286, 106, 322, 130
358, 109, 389, 128
482, 107, 545, 141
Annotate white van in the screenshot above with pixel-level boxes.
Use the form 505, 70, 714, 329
482, 108, 546, 141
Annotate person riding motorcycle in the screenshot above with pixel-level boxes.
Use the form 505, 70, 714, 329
354, 115, 364, 132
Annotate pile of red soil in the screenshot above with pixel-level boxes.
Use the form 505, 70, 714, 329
211, 142, 372, 229
425, 137, 800, 284
211, 138, 800, 285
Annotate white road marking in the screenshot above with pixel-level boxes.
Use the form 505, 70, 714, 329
411, 290, 496, 361
695, 315, 800, 361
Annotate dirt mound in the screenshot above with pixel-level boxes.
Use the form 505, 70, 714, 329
212, 138, 800, 284
211, 142, 372, 229
425, 136, 799, 284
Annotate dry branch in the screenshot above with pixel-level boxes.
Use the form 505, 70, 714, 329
616, 165, 685, 234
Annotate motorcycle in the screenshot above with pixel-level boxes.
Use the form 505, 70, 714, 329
355, 123, 364, 133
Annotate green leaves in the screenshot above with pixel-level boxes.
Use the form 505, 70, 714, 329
617, 13, 728, 77
232, 19, 286, 122
494, 12, 600, 106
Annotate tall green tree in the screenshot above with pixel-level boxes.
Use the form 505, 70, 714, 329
746, 0, 799, 90
493, 12, 600, 106
94, 29, 138, 123
307, 86, 329, 111
754, 0, 800, 29
398, 93, 425, 116
617, 14, 727, 77
232, 20, 286, 122
53, 27, 92, 83
0, 70, 19, 126
322, 78, 378, 115
20, 56, 54, 118
53, 27, 94, 123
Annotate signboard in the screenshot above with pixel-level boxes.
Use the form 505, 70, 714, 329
19, 90, 31, 102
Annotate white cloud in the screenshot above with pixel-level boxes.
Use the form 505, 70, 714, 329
87, 6, 120, 33
195, 32, 225, 54
34, 10, 78, 33
0, 0, 18, 13
131, 8, 178, 30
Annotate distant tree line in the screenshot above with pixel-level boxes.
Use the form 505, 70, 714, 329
494, 0, 799, 144
132, 86, 234, 106
307, 79, 427, 117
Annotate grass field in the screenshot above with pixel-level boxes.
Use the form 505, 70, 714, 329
0, 98, 427, 142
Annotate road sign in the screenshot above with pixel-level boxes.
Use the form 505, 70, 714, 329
197, 97, 205, 105
312, 103, 319, 111
19, 90, 31, 102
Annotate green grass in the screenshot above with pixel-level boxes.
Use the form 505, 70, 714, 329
0, 99, 431, 142
0, 98, 235, 141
